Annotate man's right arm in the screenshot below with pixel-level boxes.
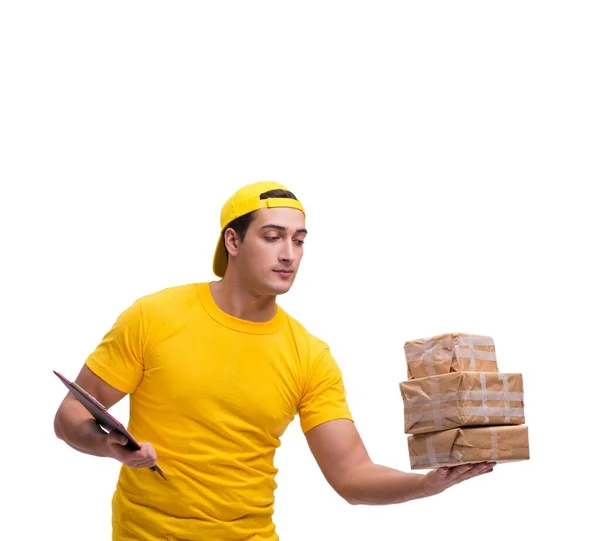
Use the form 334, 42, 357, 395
54, 365, 157, 468
54, 365, 127, 455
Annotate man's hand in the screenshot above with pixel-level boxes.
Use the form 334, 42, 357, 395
423, 462, 496, 497
105, 431, 158, 469
306, 419, 497, 505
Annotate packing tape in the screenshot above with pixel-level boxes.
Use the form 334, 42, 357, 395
500, 374, 511, 422
455, 336, 495, 347
490, 427, 498, 461
480, 373, 489, 423
412, 430, 502, 467
412, 451, 452, 468
431, 376, 443, 431
426, 436, 440, 468
404, 390, 524, 408
406, 348, 497, 363
455, 347, 497, 362
405, 406, 524, 424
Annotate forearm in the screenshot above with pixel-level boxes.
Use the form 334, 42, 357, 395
54, 404, 110, 458
340, 462, 428, 505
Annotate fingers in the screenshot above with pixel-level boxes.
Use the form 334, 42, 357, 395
124, 443, 157, 469
448, 464, 475, 478
126, 454, 157, 469
107, 437, 158, 469
106, 431, 129, 446
449, 462, 495, 484
138, 442, 158, 467
424, 461, 495, 496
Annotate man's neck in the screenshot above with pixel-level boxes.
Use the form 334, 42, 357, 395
209, 278, 278, 323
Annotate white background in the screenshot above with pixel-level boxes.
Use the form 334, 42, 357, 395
1, 1, 598, 539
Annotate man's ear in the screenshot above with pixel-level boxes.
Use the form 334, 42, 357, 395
223, 228, 241, 257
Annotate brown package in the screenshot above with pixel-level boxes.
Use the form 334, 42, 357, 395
400, 371, 525, 434
404, 333, 498, 379
407, 424, 530, 469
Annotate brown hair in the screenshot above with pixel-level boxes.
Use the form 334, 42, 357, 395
222, 189, 298, 255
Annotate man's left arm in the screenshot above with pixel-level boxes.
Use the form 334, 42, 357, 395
305, 419, 495, 506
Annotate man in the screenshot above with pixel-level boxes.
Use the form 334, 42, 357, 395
54, 180, 494, 540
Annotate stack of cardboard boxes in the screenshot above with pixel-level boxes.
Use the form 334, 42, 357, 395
400, 333, 530, 470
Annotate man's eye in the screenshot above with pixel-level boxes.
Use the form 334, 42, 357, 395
265, 236, 279, 241
294, 240, 305, 246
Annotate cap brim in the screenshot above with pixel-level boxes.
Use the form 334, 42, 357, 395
212, 234, 228, 278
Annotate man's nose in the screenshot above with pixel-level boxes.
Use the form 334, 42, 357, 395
279, 240, 295, 262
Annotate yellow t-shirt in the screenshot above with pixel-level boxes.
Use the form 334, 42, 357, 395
85, 282, 353, 541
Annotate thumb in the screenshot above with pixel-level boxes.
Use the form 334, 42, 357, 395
438, 467, 450, 476
108, 431, 128, 446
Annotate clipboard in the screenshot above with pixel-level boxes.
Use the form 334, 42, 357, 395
54, 370, 167, 480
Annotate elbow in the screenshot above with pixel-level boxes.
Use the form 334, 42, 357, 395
341, 488, 364, 506
340, 491, 363, 506
53, 411, 64, 441
333, 481, 363, 506
329, 465, 373, 506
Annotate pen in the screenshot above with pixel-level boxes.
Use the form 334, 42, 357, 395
150, 465, 167, 480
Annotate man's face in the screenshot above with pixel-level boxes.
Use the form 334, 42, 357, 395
229, 207, 307, 295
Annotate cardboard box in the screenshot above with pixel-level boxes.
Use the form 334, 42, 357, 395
400, 371, 525, 434
407, 424, 530, 469
404, 333, 498, 379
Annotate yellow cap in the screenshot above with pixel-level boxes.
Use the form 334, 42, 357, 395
212, 181, 305, 277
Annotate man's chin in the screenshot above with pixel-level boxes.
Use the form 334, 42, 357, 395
265, 278, 295, 296
270, 285, 292, 296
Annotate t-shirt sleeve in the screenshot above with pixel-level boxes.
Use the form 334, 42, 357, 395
85, 298, 145, 394
299, 347, 353, 434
